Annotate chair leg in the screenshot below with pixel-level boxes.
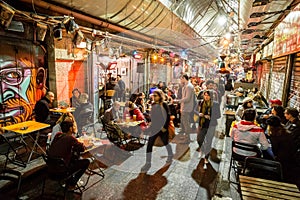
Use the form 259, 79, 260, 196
228, 157, 232, 181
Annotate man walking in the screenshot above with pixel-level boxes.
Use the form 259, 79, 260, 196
178, 74, 195, 136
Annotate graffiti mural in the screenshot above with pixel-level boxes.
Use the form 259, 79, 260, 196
0, 39, 47, 124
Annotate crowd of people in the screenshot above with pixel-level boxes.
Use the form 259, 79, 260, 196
33, 72, 300, 188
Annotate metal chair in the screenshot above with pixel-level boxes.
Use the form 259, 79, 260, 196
41, 154, 83, 198
0, 134, 26, 168
242, 157, 283, 181
228, 141, 262, 182
0, 168, 22, 199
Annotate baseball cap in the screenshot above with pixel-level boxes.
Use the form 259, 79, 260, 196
269, 99, 282, 106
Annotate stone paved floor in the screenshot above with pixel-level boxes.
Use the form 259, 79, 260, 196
1, 113, 236, 200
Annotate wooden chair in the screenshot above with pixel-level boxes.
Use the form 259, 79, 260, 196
242, 157, 283, 181
228, 141, 262, 182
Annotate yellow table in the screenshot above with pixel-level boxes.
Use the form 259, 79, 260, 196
239, 175, 300, 200
2, 120, 50, 163
50, 107, 76, 113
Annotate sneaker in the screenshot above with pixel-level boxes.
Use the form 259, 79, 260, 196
141, 163, 151, 172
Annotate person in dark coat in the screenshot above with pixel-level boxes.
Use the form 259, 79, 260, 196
266, 115, 299, 185
141, 89, 173, 172
34, 91, 57, 127
48, 120, 90, 190
70, 88, 81, 108
194, 90, 221, 168
74, 93, 93, 135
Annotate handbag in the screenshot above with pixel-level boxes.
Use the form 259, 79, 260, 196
154, 119, 175, 147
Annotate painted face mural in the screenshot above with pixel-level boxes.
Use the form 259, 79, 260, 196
0, 40, 46, 123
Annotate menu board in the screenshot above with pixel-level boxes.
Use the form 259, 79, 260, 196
273, 4, 300, 58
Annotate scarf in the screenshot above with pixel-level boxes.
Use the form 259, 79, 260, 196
199, 100, 212, 127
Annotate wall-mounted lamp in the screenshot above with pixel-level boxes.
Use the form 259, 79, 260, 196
72, 30, 84, 46
0, 2, 15, 29
53, 23, 63, 40
85, 39, 92, 52
64, 18, 78, 34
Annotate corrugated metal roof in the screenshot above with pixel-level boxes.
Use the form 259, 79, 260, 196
17, 0, 299, 60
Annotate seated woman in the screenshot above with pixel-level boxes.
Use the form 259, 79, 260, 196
135, 97, 151, 122
124, 101, 148, 135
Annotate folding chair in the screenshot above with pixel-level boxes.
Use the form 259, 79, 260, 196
228, 141, 262, 182
0, 169, 22, 199
0, 134, 26, 168
242, 157, 283, 181
0, 116, 21, 140
41, 154, 83, 198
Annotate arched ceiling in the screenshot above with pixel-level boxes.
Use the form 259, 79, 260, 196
17, 0, 299, 61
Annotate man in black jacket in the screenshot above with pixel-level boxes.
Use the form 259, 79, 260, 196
34, 91, 57, 127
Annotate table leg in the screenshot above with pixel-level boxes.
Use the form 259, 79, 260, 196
26, 131, 46, 163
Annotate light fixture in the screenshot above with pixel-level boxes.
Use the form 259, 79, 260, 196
72, 30, 84, 46
85, 39, 92, 52
247, 21, 273, 27
36, 22, 47, 41
250, 10, 285, 18
95, 41, 101, 54
0, 2, 15, 29
53, 23, 63, 40
64, 18, 78, 34
252, 0, 269, 7
253, 35, 268, 40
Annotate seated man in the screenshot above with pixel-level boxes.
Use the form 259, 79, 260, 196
230, 108, 269, 158
48, 120, 90, 190
34, 91, 58, 127
74, 93, 94, 135
103, 101, 121, 124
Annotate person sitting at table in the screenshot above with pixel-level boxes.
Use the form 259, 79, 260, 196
74, 93, 93, 136
124, 101, 148, 132
48, 120, 90, 190
48, 113, 78, 145
103, 101, 121, 124
230, 108, 269, 159
34, 91, 59, 127
266, 115, 299, 183
235, 97, 255, 121
70, 88, 81, 108
256, 99, 283, 131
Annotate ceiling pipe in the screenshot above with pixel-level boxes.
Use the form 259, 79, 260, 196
19, 0, 172, 48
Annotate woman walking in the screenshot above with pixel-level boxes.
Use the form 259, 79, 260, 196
194, 90, 221, 169
141, 89, 173, 172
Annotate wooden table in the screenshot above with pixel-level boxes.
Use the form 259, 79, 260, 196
239, 175, 300, 200
50, 107, 76, 113
2, 121, 50, 163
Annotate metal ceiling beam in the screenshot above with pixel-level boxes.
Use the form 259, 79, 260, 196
19, 0, 172, 48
